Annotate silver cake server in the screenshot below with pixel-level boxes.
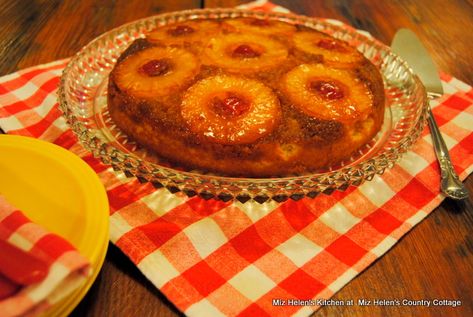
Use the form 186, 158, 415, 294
391, 29, 468, 200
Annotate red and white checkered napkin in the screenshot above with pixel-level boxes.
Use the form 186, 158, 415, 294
0, 195, 90, 317
1, 2, 473, 316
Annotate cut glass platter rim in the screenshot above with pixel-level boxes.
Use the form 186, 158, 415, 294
58, 8, 429, 202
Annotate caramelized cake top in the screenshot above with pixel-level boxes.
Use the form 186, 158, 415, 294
108, 17, 385, 176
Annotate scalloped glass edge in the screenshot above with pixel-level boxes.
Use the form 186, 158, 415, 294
58, 8, 429, 203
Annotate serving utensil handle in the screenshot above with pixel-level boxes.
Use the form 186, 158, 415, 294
427, 93, 469, 200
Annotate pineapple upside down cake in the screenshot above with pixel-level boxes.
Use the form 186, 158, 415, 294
108, 17, 385, 177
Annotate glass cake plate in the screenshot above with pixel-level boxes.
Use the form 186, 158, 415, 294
58, 8, 428, 203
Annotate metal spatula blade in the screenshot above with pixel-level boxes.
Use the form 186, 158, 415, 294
391, 29, 469, 200
391, 29, 443, 95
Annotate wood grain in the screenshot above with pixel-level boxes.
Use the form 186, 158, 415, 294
71, 244, 185, 317
0, 0, 200, 75
0, 0, 472, 316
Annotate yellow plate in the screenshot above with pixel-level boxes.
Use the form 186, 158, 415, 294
0, 135, 109, 317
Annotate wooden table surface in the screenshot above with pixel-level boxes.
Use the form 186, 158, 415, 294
1, 0, 472, 316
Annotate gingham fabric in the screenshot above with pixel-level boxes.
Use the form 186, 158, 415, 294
0, 195, 90, 317
1, 1, 473, 316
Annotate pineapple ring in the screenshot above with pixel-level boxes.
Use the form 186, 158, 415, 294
202, 33, 288, 73
283, 64, 373, 122
181, 75, 281, 144
224, 18, 295, 35
114, 46, 200, 99
147, 20, 221, 45
293, 31, 364, 66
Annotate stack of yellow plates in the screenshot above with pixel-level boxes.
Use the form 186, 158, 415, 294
0, 135, 109, 316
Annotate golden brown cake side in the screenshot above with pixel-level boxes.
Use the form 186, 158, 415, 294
108, 18, 385, 177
